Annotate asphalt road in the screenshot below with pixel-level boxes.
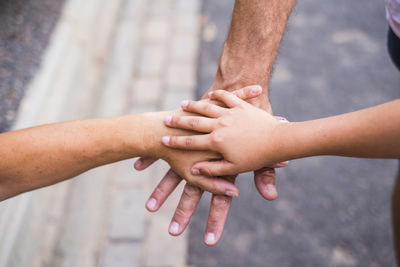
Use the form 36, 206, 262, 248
190, 1, 400, 267
0, 0, 65, 132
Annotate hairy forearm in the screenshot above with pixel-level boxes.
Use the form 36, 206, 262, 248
278, 100, 400, 161
214, 0, 296, 108
0, 112, 170, 200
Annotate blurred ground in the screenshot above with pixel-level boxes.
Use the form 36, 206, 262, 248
190, 0, 400, 267
0, 0, 65, 132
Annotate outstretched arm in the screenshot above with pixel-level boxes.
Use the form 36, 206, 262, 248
163, 91, 400, 175
0, 111, 239, 201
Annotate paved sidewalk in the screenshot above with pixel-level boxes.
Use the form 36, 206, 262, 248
0, 0, 200, 266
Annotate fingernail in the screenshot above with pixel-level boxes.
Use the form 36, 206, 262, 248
134, 160, 142, 169
250, 86, 262, 96
181, 100, 189, 108
169, 221, 180, 235
205, 233, 216, 245
208, 91, 213, 97
162, 136, 170, 145
164, 115, 172, 125
191, 168, 200, 175
225, 190, 238, 198
266, 184, 277, 194
146, 198, 157, 210
277, 161, 289, 167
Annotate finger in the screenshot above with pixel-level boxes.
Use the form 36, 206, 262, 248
146, 169, 182, 212
204, 175, 237, 246
192, 160, 236, 177
254, 167, 278, 201
162, 135, 212, 151
168, 184, 203, 236
181, 100, 225, 118
231, 85, 262, 100
134, 157, 158, 171
209, 90, 245, 108
164, 115, 215, 133
187, 174, 239, 197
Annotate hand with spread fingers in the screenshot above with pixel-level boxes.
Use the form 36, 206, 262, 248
134, 85, 288, 246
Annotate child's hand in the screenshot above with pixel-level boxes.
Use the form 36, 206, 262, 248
162, 90, 288, 176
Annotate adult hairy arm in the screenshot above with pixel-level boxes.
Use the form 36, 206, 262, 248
139, 0, 297, 246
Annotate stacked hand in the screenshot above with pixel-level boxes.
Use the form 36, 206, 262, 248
162, 89, 289, 175
135, 85, 287, 246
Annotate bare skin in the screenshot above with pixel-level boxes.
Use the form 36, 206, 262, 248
136, 0, 297, 246
163, 91, 400, 173
0, 86, 258, 202
0, 112, 236, 201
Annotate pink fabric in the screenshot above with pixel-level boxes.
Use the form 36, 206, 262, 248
386, 0, 400, 37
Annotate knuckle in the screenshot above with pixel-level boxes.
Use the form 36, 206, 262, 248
257, 168, 275, 178
207, 217, 220, 228
236, 91, 246, 99
168, 136, 176, 146
212, 195, 229, 206
172, 116, 180, 126
184, 137, 193, 147
174, 207, 190, 223
189, 117, 200, 128
210, 132, 224, 145
183, 184, 201, 197
202, 166, 215, 177
202, 103, 210, 112
153, 186, 166, 197
166, 169, 181, 180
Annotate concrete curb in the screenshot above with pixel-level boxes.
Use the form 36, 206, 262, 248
0, 0, 201, 266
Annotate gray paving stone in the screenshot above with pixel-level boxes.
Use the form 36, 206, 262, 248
132, 78, 162, 105
114, 160, 153, 191
143, 217, 187, 267
162, 90, 194, 110
100, 242, 142, 267
138, 43, 167, 77
166, 62, 196, 90
142, 170, 188, 267
149, 0, 173, 18
173, 14, 200, 35
129, 105, 159, 115
170, 32, 199, 62
109, 191, 148, 240
175, 0, 201, 15
144, 18, 170, 42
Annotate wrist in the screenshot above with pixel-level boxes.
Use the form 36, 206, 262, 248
132, 111, 181, 159
274, 121, 319, 162
216, 42, 271, 90
130, 112, 167, 158
209, 43, 273, 112
105, 113, 163, 159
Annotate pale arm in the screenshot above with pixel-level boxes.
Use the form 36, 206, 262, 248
279, 100, 400, 160
163, 92, 400, 175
